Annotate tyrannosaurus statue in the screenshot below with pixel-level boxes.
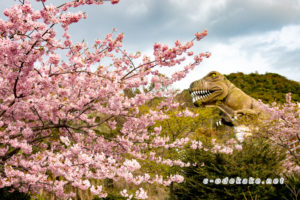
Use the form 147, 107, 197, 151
189, 71, 261, 126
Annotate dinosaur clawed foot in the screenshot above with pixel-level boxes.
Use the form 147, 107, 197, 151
216, 119, 222, 126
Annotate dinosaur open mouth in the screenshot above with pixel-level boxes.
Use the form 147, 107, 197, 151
190, 90, 215, 103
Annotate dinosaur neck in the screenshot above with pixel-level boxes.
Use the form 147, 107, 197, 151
223, 82, 256, 110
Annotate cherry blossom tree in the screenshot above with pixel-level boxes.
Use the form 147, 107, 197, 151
257, 93, 300, 173
0, 0, 211, 199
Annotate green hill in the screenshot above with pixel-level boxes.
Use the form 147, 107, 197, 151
225, 72, 300, 104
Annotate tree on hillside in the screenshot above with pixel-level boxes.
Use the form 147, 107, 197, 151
0, 0, 212, 199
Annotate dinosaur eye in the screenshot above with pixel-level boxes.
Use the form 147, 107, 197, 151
211, 73, 216, 77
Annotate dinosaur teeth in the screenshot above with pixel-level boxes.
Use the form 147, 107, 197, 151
192, 95, 204, 103
191, 90, 213, 101
216, 120, 222, 126
192, 96, 200, 102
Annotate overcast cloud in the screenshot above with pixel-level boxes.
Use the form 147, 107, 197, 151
1, 0, 299, 89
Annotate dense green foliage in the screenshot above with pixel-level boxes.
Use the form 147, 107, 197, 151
225, 72, 300, 104
172, 137, 294, 200
0, 188, 30, 200
93, 194, 127, 200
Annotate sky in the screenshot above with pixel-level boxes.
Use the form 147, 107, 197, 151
1, 0, 300, 90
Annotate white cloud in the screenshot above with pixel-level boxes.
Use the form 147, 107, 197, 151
250, 0, 300, 10
123, 0, 150, 15
171, 44, 272, 90
171, 25, 300, 90
231, 25, 300, 52
278, 25, 300, 51
168, 0, 230, 22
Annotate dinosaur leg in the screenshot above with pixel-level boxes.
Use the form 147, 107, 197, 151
234, 109, 258, 116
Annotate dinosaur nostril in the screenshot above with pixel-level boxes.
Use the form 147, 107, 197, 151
189, 82, 195, 90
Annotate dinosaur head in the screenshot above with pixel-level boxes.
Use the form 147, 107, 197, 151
189, 71, 232, 107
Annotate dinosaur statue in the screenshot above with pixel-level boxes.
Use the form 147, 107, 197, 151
189, 71, 261, 126
189, 71, 300, 155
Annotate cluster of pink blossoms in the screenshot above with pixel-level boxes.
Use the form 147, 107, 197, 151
190, 138, 243, 154
121, 188, 148, 200
257, 93, 300, 174
0, 0, 216, 199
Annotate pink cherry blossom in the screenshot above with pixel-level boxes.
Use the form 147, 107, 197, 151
135, 188, 148, 199
235, 144, 243, 151
121, 189, 130, 198
60, 136, 70, 146
49, 54, 60, 65
0, 0, 214, 198
195, 29, 208, 41
90, 185, 103, 195
257, 93, 300, 174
